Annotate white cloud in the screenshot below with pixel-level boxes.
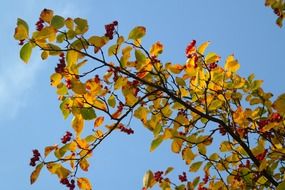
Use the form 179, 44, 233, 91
0, 56, 42, 120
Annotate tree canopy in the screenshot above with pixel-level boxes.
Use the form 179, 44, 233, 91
14, 2, 285, 190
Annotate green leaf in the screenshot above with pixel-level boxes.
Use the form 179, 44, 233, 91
74, 18, 88, 34
277, 181, 285, 190
135, 49, 146, 63
107, 94, 116, 108
150, 135, 163, 152
164, 167, 174, 175
56, 83, 68, 95
190, 161, 203, 172
60, 98, 72, 119
128, 26, 146, 40
20, 42, 32, 63
192, 176, 200, 188
80, 107, 96, 120
30, 163, 43, 184
51, 15, 65, 29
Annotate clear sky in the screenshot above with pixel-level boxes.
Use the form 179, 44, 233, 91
0, 0, 284, 189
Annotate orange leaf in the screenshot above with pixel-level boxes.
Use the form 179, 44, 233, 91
77, 177, 92, 190
94, 116, 104, 128
40, 9, 54, 23
30, 163, 43, 184
44, 145, 58, 157
79, 159, 89, 172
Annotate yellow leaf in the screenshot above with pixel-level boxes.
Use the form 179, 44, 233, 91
66, 50, 78, 68
94, 130, 104, 139
46, 163, 70, 179
114, 77, 127, 90
65, 18, 74, 30
190, 161, 203, 172
88, 36, 108, 50
76, 137, 89, 149
44, 145, 58, 157
166, 63, 184, 74
182, 147, 196, 165
273, 93, 285, 115
77, 177, 92, 190
197, 41, 210, 54
72, 116, 84, 136
220, 141, 232, 152
224, 55, 240, 72
40, 9, 54, 23
94, 116, 104, 128
14, 18, 29, 40
79, 159, 89, 171
134, 107, 149, 123
150, 41, 163, 57
30, 163, 43, 184
94, 99, 107, 111
50, 73, 62, 87
171, 139, 183, 153
69, 141, 77, 152
128, 26, 146, 40
143, 170, 154, 188
258, 159, 268, 171
205, 52, 220, 64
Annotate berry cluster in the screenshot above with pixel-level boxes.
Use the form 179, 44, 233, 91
104, 21, 118, 40
94, 75, 100, 83
36, 18, 44, 31
30, 149, 41, 167
60, 178, 75, 190
238, 160, 251, 169
18, 40, 25, 46
208, 62, 217, 70
154, 171, 164, 183
257, 112, 283, 129
178, 172, 187, 182
256, 149, 268, 161
65, 79, 72, 89
198, 186, 208, 190
61, 131, 72, 144
218, 125, 227, 136
185, 40, 196, 58
202, 172, 209, 184
118, 124, 134, 135
273, 8, 283, 17
55, 53, 66, 73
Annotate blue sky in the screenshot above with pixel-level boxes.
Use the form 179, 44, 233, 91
0, 0, 284, 189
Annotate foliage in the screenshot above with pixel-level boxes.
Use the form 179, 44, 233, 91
15, 7, 285, 190
265, 0, 285, 27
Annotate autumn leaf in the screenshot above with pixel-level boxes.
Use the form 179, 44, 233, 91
224, 55, 240, 72
30, 163, 43, 184
273, 93, 285, 114
94, 116, 104, 128
40, 9, 54, 23
20, 42, 32, 63
79, 159, 90, 171
72, 115, 84, 136
128, 26, 146, 40
14, 18, 29, 40
77, 177, 92, 190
